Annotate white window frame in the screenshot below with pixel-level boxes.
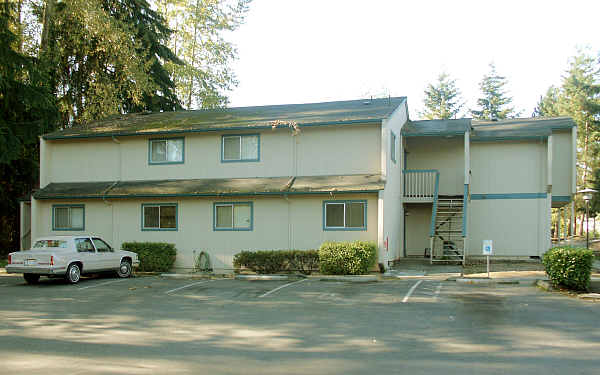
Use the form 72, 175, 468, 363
221, 134, 260, 162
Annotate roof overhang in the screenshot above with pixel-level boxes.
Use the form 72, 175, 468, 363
33, 174, 385, 200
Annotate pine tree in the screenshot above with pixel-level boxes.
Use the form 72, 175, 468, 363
533, 86, 561, 117
157, 0, 249, 109
0, 2, 58, 256
471, 63, 515, 120
420, 72, 464, 120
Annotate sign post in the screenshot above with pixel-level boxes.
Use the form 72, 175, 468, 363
482, 240, 493, 278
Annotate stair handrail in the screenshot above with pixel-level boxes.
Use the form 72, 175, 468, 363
462, 184, 468, 237
428, 171, 440, 237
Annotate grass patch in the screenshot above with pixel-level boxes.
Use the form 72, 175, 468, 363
0, 259, 7, 268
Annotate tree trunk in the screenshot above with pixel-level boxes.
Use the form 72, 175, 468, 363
582, 120, 589, 186
186, 0, 200, 110
579, 213, 585, 236
39, 0, 56, 59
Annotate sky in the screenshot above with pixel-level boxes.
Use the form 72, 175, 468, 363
226, 0, 600, 119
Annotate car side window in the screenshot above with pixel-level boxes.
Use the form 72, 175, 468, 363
92, 238, 112, 253
75, 238, 95, 253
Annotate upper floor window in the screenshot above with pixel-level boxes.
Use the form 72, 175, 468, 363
53, 205, 85, 231
390, 131, 396, 163
149, 138, 184, 164
323, 200, 367, 231
142, 203, 178, 231
222, 134, 260, 162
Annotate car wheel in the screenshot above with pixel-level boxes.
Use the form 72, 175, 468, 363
117, 260, 132, 278
65, 263, 81, 284
23, 273, 40, 284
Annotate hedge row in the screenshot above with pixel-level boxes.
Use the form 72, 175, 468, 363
121, 242, 177, 272
233, 250, 319, 275
233, 241, 377, 275
542, 246, 593, 291
318, 241, 377, 275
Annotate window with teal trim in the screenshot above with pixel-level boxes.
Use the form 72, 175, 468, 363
142, 204, 177, 230
214, 202, 253, 230
324, 201, 366, 230
149, 138, 183, 164
390, 131, 396, 163
53, 205, 84, 231
222, 134, 259, 162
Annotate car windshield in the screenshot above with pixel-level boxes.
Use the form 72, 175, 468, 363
32, 240, 68, 249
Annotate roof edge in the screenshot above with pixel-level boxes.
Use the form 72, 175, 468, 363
42, 118, 384, 140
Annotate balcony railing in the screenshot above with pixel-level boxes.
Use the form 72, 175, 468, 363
403, 169, 439, 200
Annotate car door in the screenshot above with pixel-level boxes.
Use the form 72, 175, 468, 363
92, 238, 117, 270
75, 237, 99, 272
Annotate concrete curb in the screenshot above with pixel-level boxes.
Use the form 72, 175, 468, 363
160, 273, 217, 280
235, 275, 291, 281
578, 293, 600, 301
456, 278, 495, 285
536, 279, 554, 291
309, 275, 378, 282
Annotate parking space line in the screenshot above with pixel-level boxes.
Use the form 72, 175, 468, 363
77, 279, 129, 290
258, 278, 307, 298
402, 280, 423, 303
434, 284, 442, 301
165, 280, 211, 294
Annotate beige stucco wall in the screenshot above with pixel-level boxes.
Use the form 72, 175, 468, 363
470, 140, 547, 194
467, 139, 550, 256
551, 131, 573, 198
379, 102, 408, 265
43, 124, 382, 185
405, 137, 464, 195
404, 203, 431, 256
31, 193, 378, 271
467, 196, 550, 256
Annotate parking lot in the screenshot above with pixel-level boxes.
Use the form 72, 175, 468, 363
1, 273, 599, 375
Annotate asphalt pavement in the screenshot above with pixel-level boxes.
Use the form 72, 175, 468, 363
0, 272, 599, 374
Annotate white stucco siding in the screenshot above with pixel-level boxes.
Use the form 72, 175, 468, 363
43, 124, 382, 184
551, 131, 573, 198
296, 125, 381, 176
379, 102, 408, 265
47, 139, 120, 183
468, 196, 550, 256
471, 140, 547, 194
32, 193, 378, 271
405, 137, 464, 195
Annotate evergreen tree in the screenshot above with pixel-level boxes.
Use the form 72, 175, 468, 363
420, 72, 464, 119
533, 86, 561, 117
0, 2, 58, 255
471, 63, 515, 120
157, 0, 249, 109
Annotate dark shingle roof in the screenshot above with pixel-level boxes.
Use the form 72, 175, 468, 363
43, 97, 406, 140
472, 117, 574, 141
33, 174, 384, 199
402, 119, 471, 136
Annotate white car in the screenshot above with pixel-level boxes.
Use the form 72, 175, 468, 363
6, 235, 140, 284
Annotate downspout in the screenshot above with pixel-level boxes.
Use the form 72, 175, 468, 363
282, 177, 296, 250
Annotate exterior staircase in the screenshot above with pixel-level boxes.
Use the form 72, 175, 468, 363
430, 196, 465, 264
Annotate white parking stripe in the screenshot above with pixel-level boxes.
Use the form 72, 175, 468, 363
258, 278, 307, 298
434, 284, 442, 301
402, 280, 423, 303
78, 279, 128, 290
165, 280, 210, 294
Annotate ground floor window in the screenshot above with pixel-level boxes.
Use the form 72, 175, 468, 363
53, 205, 85, 231
142, 204, 178, 230
323, 200, 367, 230
214, 202, 253, 231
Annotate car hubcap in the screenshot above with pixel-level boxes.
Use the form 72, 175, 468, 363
120, 264, 129, 275
70, 266, 80, 282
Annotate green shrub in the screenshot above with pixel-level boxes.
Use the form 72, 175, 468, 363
318, 241, 377, 275
233, 250, 319, 275
542, 246, 593, 291
121, 242, 177, 272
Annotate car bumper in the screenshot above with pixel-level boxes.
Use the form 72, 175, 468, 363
5, 265, 67, 275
